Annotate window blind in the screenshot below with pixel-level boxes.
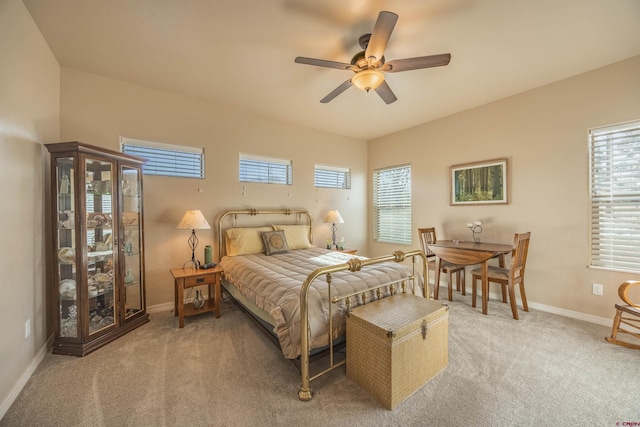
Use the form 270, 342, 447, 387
373, 164, 412, 244
121, 137, 204, 178
589, 121, 640, 272
239, 153, 292, 185
314, 164, 351, 189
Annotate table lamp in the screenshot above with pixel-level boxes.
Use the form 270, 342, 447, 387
324, 210, 344, 249
177, 210, 211, 268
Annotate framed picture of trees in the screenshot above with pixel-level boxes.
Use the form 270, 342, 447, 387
450, 158, 508, 205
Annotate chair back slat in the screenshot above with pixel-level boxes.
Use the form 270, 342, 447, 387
510, 232, 531, 282
418, 227, 437, 258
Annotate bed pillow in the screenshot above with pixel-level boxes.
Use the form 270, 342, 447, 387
272, 225, 312, 249
261, 230, 290, 256
225, 227, 273, 256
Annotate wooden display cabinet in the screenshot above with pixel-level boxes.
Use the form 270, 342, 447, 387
46, 142, 149, 356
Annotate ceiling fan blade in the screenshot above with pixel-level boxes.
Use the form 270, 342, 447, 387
365, 11, 398, 64
295, 56, 353, 70
382, 53, 451, 73
374, 81, 397, 104
320, 79, 353, 103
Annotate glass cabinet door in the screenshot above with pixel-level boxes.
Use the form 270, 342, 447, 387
121, 166, 144, 319
56, 157, 77, 338
85, 158, 116, 335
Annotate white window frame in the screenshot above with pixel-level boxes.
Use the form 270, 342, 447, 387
589, 120, 640, 273
373, 164, 412, 245
314, 164, 351, 189
121, 137, 204, 178
239, 153, 293, 185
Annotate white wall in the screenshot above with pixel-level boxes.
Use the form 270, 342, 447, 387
0, 0, 60, 417
368, 56, 640, 321
60, 68, 368, 307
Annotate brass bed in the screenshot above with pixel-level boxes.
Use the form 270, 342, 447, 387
216, 208, 429, 400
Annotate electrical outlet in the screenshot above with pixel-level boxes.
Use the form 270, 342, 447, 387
592, 283, 604, 296
25, 319, 31, 338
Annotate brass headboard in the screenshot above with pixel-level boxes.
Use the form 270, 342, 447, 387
216, 208, 313, 261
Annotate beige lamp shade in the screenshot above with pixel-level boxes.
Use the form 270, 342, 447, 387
177, 210, 211, 230
324, 210, 344, 224
177, 210, 210, 268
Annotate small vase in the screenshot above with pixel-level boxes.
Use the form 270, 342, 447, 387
193, 290, 205, 309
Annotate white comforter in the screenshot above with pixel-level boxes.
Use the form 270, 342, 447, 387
219, 247, 418, 359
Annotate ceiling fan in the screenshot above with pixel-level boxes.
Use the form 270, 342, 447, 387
294, 11, 451, 104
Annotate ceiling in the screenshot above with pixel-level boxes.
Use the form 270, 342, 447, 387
23, 0, 640, 141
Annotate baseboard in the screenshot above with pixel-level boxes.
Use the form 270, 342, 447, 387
147, 301, 174, 314
526, 300, 611, 327
0, 335, 53, 420
448, 283, 612, 327
147, 293, 213, 315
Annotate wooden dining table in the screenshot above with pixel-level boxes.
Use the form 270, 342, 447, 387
426, 240, 514, 315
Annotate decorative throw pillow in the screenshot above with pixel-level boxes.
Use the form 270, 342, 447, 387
261, 230, 289, 256
272, 224, 312, 249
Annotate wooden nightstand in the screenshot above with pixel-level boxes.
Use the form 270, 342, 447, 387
170, 266, 223, 328
336, 248, 358, 255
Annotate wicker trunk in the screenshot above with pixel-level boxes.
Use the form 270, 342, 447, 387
346, 293, 449, 410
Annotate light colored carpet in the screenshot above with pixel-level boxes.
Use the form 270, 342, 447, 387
2, 292, 640, 427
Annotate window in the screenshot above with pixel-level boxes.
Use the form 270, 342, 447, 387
121, 137, 204, 178
589, 120, 640, 272
239, 153, 292, 185
315, 164, 351, 189
373, 164, 412, 244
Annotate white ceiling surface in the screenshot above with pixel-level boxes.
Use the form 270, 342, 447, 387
23, 0, 640, 141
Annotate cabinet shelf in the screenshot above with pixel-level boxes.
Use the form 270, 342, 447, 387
182, 298, 217, 318
60, 287, 113, 301
87, 250, 113, 258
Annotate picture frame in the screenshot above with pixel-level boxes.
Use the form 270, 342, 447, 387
450, 158, 508, 205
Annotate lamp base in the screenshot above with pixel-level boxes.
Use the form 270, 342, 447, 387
182, 259, 200, 269
331, 223, 338, 248
183, 230, 201, 269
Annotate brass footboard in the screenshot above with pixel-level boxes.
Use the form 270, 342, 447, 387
297, 249, 428, 401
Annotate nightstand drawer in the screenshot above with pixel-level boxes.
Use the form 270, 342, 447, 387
184, 274, 215, 287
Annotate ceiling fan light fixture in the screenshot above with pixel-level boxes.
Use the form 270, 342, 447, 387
351, 69, 384, 92
295, 11, 449, 103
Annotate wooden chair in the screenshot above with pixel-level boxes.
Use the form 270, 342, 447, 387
471, 232, 531, 319
418, 227, 466, 301
605, 280, 640, 350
